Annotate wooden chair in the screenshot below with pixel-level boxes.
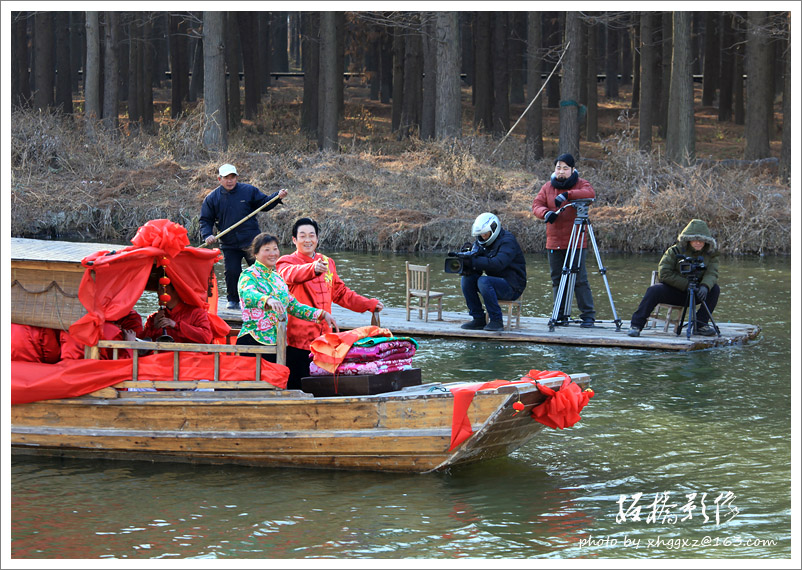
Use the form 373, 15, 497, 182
405, 262, 444, 322
647, 270, 684, 333
497, 297, 523, 331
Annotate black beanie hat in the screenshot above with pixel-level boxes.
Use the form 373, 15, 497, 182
554, 153, 575, 169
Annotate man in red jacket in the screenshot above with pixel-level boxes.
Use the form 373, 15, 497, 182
277, 217, 384, 388
531, 153, 597, 327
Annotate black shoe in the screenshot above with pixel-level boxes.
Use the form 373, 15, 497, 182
694, 323, 716, 336
226, 301, 238, 310
627, 326, 641, 337
580, 319, 595, 328
483, 320, 504, 332
461, 318, 487, 330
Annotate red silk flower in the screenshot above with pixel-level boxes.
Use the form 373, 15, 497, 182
131, 219, 189, 259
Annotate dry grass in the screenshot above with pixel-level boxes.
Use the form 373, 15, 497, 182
10, 81, 790, 256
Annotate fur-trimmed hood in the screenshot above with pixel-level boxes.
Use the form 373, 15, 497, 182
677, 219, 717, 250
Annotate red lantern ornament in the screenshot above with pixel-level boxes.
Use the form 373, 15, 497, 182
512, 400, 525, 416
159, 294, 172, 304
157, 256, 171, 267
159, 276, 171, 286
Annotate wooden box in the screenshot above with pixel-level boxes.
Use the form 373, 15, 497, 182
301, 368, 422, 397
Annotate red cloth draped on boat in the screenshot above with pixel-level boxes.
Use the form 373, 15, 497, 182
68, 219, 229, 346
447, 369, 592, 451
11, 352, 289, 405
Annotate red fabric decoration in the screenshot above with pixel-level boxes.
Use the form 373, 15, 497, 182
446, 369, 586, 451
11, 352, 289, 405
531, 377, 595, 430
130, 218, 189, 258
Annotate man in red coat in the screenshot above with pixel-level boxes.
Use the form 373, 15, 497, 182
277, 217, 384, 388
531, 153, 597, 327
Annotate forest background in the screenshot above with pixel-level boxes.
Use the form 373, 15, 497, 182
7, 9, 795, 256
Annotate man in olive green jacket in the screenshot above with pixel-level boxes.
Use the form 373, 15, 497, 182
628, 219, 720, 337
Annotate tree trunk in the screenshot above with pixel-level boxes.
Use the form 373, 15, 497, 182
420, 13, 436, 141
272, 11, 289, 72
733, 14, 745, 125
12, 12, 31, 108
665, 12, 695, 166
658, 11, 672, 138
33, 12, 54, 111
70, 12, 84, 93
399, 23, 422, 139
335, 12, 345, 119
391, 25, 405, 132
461, 12, 473, 88
630, 20, 640, 108
85, 11, 101, 138
203, 11, 227, 151
639, 11, 656, 151
54, 12, 73, 114
620, 17, 632, 85
102, 11, 119, 130
237, 12, 261, 120
318, 11, 338, 151
701, 12, 719, 107
508, 12, 525, 105
435, 11, 461, 140
491, 12, 510, 137
559, 11, 582, 158
779, 13, 790, 183
259, 13, 271, 92
301, 12, 319, 135
141, 14, 154, 128
188, 32, 204, 102
379, 27, 393, 104
169, 14, 188, 118
225, 12, 242, 129
718, 12, 734, 121
545, 13, 562, 108
473, 12, 493, 131
604, 19, 618, 98
525, 11, 544, 164
744, 11, 771, 160
128, 17, 141, 125
585, 16, 598, 143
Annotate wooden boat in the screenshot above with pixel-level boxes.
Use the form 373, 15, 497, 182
10, 234, 592, 474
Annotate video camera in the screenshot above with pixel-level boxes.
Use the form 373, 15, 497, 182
444, 242, 480, 275
677, 255, 707, 280
559, 197, 595, 219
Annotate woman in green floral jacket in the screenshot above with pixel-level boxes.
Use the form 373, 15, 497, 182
236, 233, 338, 362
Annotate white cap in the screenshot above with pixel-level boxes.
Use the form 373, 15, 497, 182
218, 163, 238, 177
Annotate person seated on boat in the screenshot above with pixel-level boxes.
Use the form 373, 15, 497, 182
627, 219, 720, 337
451, 212, 527, 332
60, 309, 144, 360
10, 323, 62, 363
237, 232, 338, 364
276, 217, 384, 388
138, 282, 214, 344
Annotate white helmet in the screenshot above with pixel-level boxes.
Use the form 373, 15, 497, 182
471, 212, 501, 246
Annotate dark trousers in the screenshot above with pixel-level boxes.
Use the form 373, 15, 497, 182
235, 334, 277, 363
548, 248, 595, 321
460, 273, 517, 323
286, 345, 312, 390
222, 247, 254, 303
630, 282, 720, 330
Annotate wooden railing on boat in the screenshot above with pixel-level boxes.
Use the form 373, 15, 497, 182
86, 324, 287, 397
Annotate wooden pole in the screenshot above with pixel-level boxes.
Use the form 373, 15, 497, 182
199, 192, 284, 247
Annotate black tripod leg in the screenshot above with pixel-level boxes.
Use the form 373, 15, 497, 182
548, 223, 580, 330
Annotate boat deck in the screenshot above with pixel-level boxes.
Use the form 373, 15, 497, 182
219, 304, 761, 352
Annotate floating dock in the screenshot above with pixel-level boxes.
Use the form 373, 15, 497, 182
219, 304, 761, 352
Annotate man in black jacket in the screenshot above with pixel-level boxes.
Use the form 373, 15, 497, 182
453, 213, 527, 331
200, 164, 288, 309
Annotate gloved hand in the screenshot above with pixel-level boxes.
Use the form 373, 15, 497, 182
544, 211, 559, 224
460, 256, 474, 271
554, 193, 568, 208
695, 284, 709, 302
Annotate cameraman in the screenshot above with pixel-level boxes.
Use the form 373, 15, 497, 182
627, 219, 720, 337
531, 153, 597, 327
450, 213, 527, 331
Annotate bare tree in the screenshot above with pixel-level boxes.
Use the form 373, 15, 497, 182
718, 12, 735, 121
391, 24, 404, 132
84, 11, 101, 138
33, 12, 54, 111
12, 12, 31, 108
237, 12, 261, 120
658, 12, 672, 138
701, 12, 719, 107
300, 11, 319, 135
525, 11, 544, 164
491, 12, 509, 136
639, 11, 656, 151
203, 11, 227, 151
665, 12, 695, 166
319, 11, 338, 150
558, 11, 582, 157
225, 12, 242, 129
473, 12, 492, 131
779, 13, 790, 183
102, 12, 119, 131
54, 12, 73, 114
421, 13, 436, 140
435, 11, 461, 139
585, 15, 599, 142
744, 11, 772, 160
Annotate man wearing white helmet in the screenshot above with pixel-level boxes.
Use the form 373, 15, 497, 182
450, 213, 527, 331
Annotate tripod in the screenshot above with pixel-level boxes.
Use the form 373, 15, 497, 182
548, 200, 623, 332
676, 276, 721, 339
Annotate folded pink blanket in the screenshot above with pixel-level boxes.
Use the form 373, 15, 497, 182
309, 357, 413, 376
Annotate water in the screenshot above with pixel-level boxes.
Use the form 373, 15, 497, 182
9, 251, 793, 560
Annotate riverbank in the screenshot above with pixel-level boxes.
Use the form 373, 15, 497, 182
10, 85, 790, 256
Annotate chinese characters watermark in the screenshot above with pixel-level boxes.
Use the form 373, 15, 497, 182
616, 491, 739, 526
